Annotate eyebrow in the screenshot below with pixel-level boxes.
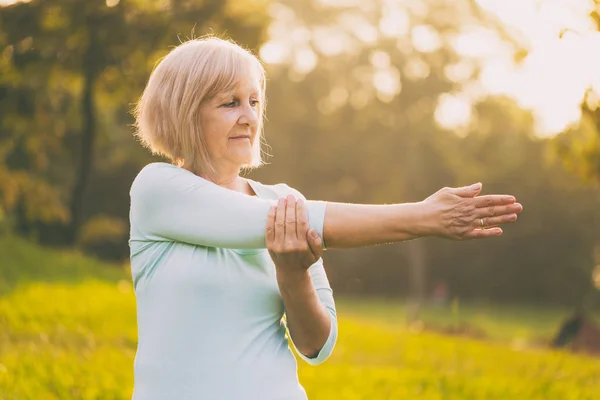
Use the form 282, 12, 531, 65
215, 89, 260, 102
214, 90, 235, 101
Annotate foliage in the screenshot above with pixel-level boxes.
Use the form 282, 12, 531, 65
0, 0, 270, 244
77, 215, 129, 262
551, 1, 600, 183
554, 91, 600, 184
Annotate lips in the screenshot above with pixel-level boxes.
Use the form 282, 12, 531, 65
229, 136, 251, 140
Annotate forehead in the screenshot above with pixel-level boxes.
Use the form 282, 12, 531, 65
216, 69, 262, 99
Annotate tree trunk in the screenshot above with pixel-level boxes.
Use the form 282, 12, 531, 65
68, 19, 98, 244
406, 239, 427, 323
404, 125, 428, 324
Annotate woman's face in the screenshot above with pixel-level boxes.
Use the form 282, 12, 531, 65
200, 68, 261, 174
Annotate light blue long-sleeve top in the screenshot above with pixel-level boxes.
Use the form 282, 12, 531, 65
128, 162, 338, 400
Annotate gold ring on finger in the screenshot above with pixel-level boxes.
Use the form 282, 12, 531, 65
480, 218, 485, 229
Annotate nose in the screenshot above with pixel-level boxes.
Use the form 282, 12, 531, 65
238, 103, 259, 127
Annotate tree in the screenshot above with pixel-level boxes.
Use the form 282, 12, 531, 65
553, 1, 600, 184
0, 0, 270, 245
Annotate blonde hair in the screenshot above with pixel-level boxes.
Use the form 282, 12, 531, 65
133, 37, 267, 178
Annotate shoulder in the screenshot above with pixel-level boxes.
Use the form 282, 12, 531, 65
134, 162, 186, 182
130, 162, 206, 197
247, 179, 306, 200
272, 183, 307, 200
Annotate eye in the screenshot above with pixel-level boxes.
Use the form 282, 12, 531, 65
221, 100, 238, 108
250, 99, 260, 108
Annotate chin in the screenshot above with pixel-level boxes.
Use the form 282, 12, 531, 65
233, 154, 253, 167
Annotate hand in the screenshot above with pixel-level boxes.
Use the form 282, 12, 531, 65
422, 182, 523, 240
266, 195, 323, 273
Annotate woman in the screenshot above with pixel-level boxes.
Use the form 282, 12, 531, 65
129, 37, 522, 399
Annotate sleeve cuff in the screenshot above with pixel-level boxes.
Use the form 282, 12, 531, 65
306, 200, 328, 250
295, 308, 338, 366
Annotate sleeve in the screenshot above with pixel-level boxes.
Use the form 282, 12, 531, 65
129, 164, 327, 249
280, 185, 337, 365
292, 259, 338, 366
280, 185, 328, 249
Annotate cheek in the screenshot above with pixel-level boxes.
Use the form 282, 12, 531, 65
204, 113, 236, 149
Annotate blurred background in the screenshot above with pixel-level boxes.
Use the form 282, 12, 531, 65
1, 0, 600, 398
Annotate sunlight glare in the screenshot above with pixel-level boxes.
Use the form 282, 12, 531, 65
444, 60, 475, 83
292, 47, 318, 75
471, 0, 600, 136
259, 41, 288, 64
451, 27, 512, 59
479, 31, 600, 135
404, 57, 430, 81
411, 25, 442, 53
370, 51, 391, 69
379, 7, 411, 38
316, 0, 362, 6
373, 67, 401, 102
339, 12, 378, 44
593, 265, 600, 289
0, 0, 30, 5
435, 93, 472, 133
312, 27, 353, 56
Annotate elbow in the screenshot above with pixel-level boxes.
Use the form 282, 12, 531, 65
298, 344, 325, 361
299, 314, 338, 366
302, 351, 331, 366
301, 338, 336, 366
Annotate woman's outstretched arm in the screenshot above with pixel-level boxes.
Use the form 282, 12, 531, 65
323, 183, 522, 248
131, 163, 522, 249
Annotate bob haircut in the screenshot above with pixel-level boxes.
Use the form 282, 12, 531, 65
133, 37, 267, 178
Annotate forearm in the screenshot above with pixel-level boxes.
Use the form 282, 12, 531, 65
277, 269, 331, 358
323, 201, 431, 248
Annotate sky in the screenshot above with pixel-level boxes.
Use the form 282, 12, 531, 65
467, 0, 600, 136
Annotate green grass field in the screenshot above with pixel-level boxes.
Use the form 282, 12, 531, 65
0, 236, 599, 399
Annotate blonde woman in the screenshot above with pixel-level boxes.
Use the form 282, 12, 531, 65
129, 37, 522, 399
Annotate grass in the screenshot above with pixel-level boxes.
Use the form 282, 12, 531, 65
335, 296, 600, 345
0, 235, 599, 399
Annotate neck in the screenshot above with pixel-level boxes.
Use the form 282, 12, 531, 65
206, 173, 242, 192
187, 163, 250, 194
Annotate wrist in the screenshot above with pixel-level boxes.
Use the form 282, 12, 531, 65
276, 267, 311, 290
396, 201, 436, 238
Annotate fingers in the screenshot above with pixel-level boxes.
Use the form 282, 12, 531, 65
269, 195, 319, 268
464, 226, 503, 239
274, 197, 286, 244
452, 184, 518, 206
469, 201, 521, 233
296, 198, 310, 239
266, 204, 276, 245
439, 184, 521, 240
473, 194, 516, 207
307, 229, 323, 260
477, 213, 518, 229
284, 195, 297, 240
474, 201, 523, 219
452, 183, 482, 198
